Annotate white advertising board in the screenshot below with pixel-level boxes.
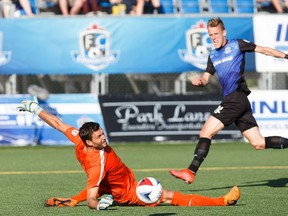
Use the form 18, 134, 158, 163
0, 94, 105, 146
253, 15, 288, 72
248, 90, 288, 137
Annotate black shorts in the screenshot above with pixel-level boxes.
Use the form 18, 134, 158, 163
212, 90, 258, 132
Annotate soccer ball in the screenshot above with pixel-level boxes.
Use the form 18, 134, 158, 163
136, 177, 163, 204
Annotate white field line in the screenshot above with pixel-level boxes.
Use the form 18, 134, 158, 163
1, 166, 288, 175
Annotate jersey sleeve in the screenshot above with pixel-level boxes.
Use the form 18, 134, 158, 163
238, 39, 256, 52
205, 56, 216, 75
64, 127, 83, 146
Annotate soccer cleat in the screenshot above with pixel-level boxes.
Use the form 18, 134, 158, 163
224, 186, 240, 206
45, 197, 78, 207
169, 169, 195, 184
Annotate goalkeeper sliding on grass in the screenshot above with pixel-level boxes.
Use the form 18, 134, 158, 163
18, 96, 240, 210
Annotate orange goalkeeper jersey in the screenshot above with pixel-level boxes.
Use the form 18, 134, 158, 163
64, 127, 151, 206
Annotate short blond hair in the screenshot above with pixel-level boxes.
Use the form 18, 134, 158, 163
207, 17, 225, 31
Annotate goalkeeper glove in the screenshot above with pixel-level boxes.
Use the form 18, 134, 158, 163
96, 195, 113, 210
18, 96, 43, 115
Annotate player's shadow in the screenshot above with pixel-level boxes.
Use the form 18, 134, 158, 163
240, 177, 288, 188
182, 178, 288, 193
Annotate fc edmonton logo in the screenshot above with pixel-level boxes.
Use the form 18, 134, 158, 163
71, 24, 119, 71
178, 20, 212, 70
0, 32, 12, 66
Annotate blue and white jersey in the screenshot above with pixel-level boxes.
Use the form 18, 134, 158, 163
206, 39, 256, 97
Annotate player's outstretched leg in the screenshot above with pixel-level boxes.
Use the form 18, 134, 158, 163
170, 186, 240, 206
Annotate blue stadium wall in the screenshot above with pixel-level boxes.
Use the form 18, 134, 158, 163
0, 15, 256, 74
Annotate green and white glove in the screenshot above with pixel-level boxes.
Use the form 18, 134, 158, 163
96, 195, 113, 210
18, 96, 43, 115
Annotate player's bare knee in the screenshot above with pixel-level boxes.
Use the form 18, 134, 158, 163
250, 141, 265, 150
199, 130, 210, 138
254, 145, 263, 150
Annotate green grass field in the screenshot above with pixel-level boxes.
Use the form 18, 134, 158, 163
0, 142, 287, 216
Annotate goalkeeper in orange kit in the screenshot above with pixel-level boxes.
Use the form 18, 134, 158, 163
18, 96, 240, 210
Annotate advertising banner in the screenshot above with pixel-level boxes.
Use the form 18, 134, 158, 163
253, 15, 288, 72
0, 16, 254, 74
98, 95, 241, 142
248, 90, 288, 137
0, 94, 105, 146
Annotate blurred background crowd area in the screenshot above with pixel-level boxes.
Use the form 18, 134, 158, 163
1, 0, 288, 96
1, 0, 288, 18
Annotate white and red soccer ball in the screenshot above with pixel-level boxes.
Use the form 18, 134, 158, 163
136, 177, 163, 204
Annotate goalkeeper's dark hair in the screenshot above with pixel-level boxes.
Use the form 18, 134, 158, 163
79, 122, 100, 144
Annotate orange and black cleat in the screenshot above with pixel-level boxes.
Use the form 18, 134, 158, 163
224, 186, 240, 206
45, 198, 78, 207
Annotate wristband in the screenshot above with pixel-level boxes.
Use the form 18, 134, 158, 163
285, 54, 288, 59
34, 106, 43, 115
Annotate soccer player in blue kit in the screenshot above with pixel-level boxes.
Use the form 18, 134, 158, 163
170, 17, 288, 184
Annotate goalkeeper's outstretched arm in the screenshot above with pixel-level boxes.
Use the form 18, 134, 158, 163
18, 96, 70, 133
38, 109, 71, 134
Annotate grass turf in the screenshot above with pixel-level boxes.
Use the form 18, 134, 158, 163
0, 142, 287, 216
